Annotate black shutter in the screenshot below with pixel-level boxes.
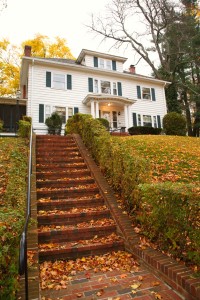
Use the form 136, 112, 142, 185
151, 88, 156, 101
46, 72, 51, 87
39, 104, 44, 123
67, 74, 72, 90
94, 57, 98, 67
74, 107, 79, 114
137, 86, 141, 99
157, 115, 161, 128
112, 60, 116, 71
117, 82, 122, 96
88, 78, 93, 92
133, 113, 137, 127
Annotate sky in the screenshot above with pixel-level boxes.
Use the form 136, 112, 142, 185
0, 0, 152, 75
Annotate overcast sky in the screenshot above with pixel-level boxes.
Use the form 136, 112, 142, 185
0, 0, 152, 75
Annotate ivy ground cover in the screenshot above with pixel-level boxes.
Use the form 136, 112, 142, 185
0, 137, 28, 299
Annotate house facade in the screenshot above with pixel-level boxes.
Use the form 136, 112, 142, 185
20, 46, 169, 134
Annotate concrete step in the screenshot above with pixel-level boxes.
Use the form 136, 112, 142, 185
36, 177, 95, 188
36, 169, 91, 180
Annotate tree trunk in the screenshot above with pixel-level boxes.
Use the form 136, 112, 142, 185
182, 90, 193, 136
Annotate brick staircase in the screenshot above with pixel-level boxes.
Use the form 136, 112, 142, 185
35, 135, 189, 300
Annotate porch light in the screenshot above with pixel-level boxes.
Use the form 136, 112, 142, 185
108, 102, 111, 106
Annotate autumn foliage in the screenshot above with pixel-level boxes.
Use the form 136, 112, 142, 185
67, 114, 200, 268
0, 138, 28, 299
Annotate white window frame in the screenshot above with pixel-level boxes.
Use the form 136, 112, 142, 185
143, 115, 152, 127
153, 116, 157, 128
68, 107, 73, 119
52, 73, 66, 90
142, 87, 151, 100
45, 105, 51, 120
94, 79, 99, 93
137, 114, 141, 126
99, 58, 112, 70
101, 80, 111, 94
113, 82, 117, 95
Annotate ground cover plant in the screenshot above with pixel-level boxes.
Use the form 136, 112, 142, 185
66, 114, 200, 271
0, 137, 28, 299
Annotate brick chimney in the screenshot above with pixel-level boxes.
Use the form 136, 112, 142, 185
24, 45, 32, 57
129, 64, 135, 74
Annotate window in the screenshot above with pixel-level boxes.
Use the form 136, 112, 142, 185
54, 106, 66, 123
99, 58, 112, 70
101, 81, 111, 94
143, 115, 152, 127
113, 82, 117, 95
45, 105, 51, 120
138, 114, 141, 126
142, 87, 151, 100
53, 74, 65, 89
68, 107, 73, 119
94, 79, 99, 93
153, 116, 157, 128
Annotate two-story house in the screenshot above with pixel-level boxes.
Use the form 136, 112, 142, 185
20, 45, 169, 134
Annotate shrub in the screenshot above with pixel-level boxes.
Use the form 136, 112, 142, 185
22, 115, 32, 123
18, 120, 31, 138
163, 112, 187, 136
0, 119, 3, 132
128, 126, 162, 135
96, 118, 109, 130
137, 182, 200, 266
45, 112, 62, 135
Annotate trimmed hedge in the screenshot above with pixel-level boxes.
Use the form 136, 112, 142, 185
0, 138, 28, 299
128, 126, 162, 135
18, 116, 32, 138
66, 114, 200, 267
163, 112, 187, 136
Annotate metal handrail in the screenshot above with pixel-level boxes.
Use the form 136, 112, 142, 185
19, 124, 33, 300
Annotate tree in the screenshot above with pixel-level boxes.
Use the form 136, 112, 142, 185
89, 0, 200, 136
0, 34, 75, 97
0, 0, 7, 12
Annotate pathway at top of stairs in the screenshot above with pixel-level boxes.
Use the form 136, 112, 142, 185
36, 135, 185, 300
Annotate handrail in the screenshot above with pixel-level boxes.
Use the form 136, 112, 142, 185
19, 124, 33, 300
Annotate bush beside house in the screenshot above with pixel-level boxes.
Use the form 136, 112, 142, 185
163, 112, 187, 136
66, 114, 200, 268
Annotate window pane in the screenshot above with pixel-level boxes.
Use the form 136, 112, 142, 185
45, 105, 51, 120
68, 107, 73, 118
55, 106, 66, 123
143, 115, 152, 127
142, 87, 151, 100
138, 114, 141, 126
94, 79, 99, 93
99, 59, 104, 68
113, 82, 117, 95
106, 60, 112, 70
101, 81, 111, 94
153, 116, 157, 128
53, 74, 65, 90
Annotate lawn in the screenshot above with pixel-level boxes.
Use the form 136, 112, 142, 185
0, 137, 28, 299
120, 135, 200, 184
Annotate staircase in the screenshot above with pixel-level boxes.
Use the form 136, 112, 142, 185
35, 135, 185, 300
36, 135, 125, 261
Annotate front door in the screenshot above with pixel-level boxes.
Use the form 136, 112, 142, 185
102, 111, 118, 128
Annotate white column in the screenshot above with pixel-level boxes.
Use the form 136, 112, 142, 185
91, 101, 95, 118
124, 105, 128, 132
95, 101, 99, 118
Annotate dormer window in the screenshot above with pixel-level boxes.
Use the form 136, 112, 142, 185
99, 58, 112, 70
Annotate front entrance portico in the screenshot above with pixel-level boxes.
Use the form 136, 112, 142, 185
83, 94, 136, 131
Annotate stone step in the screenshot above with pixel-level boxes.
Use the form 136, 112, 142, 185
36, 169, 91, 180
37, 195, 104, 210
36, 177, 95, 188
38, 233, 125, 262
36, 141, 76, 146
38, 222, 117, 243
37, 208, 111, 226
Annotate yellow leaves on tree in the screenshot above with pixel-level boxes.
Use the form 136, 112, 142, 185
0, 34, 75, 96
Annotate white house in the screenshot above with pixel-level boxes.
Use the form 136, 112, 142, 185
20, 45, 169, 134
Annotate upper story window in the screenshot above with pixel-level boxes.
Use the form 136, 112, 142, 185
99, 58, 112, 70
101, 81, 111, 94
137, 85, 156, 101
142, 87, 151, 100
46, 71, 72, 90
53, 74, 65, 89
